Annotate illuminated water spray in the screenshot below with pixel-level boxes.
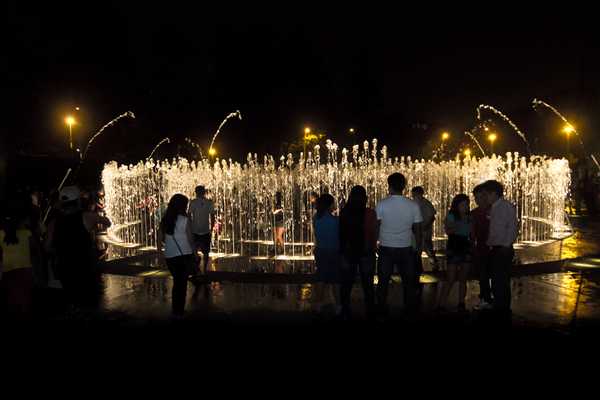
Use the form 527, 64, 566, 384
147, 137, 170, 160
103, 139, 571, 260
82, 111, 136, 160
464, 131, 486, 156
208, 110, 242, 153
477, 104, 531, 155
532, 98, 600, 171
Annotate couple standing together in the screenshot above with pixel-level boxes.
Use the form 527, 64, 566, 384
159, 185, 215, 318
313, 172, 518, 320
313, 172, 423, 320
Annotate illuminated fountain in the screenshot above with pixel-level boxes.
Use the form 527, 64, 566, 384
102, 138, 572, 262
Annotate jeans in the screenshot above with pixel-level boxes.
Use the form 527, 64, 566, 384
340, 254, 376, 318
489, 246, 513, 312
166, 255, 192, 316
422, 227, 437, 263
474, 248, 492, 303
377, 246, 417, 313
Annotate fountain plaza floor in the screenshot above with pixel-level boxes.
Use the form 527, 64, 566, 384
18, 215, 600, 340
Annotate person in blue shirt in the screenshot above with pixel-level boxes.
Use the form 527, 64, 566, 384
437, 193, 472, 312
313, 193, 341, 315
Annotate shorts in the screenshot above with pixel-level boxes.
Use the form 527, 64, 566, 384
446, 234, 471, 264
193, 233, 211, 254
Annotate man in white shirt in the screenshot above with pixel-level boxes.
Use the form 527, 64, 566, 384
376, 173, 423, 316
483, 179, 518, 315
188, 186, 215, 274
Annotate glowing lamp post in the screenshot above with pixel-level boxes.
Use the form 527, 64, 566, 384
303, 127, 311, 157
488, 133, 497, 154
562, 124, 575, 154
65, 115, 76, 150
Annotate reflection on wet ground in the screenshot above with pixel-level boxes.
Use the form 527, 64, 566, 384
101, 219, 600, 279
92, 255, 600, 334
27, 217, 598, 336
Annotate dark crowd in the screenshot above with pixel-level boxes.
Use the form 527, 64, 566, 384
157, 174, 519, 322
0, 185, 111, 321
2, 166, 597, 324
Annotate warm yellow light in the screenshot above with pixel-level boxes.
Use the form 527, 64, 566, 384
208, 148, 217, 156
464, 149, 471, 157
484, 126, 489, 132
65, 116, 76, 125
349, 128, 355, 133
441, 132, 450, 141
488, 133, 497, 142
304, 127, 311, 135
304, 133, 319, 141
562, 124, 575, 135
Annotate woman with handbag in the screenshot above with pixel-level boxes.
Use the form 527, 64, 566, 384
159, 194, 196, 319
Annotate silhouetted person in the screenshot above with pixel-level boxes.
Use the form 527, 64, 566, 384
375, 173, 423, 318
273, 192, 285, 254
313, 193, 341, 315
46, 186, 100, 312
411, 186, 439, 271
339, 185, 377, 320
471, 184, 493, 310
437, 194, 471, 312
159, 193, 196, 319
483, 180, 518, 318
189, 185, 215, 274
81, 195, 111, 261
0, 200, 36, 320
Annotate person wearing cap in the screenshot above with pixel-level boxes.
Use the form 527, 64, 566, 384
81, 191, 111, 260
45, 185, 100, 311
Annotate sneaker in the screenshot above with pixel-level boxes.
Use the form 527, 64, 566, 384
473, 300, 494, 311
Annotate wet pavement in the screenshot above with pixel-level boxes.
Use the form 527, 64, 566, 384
19, 217, 600, 338
90, 257, 600, 330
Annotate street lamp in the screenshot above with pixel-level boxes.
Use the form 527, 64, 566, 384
65, 115, 76, 150
349, 128, 355, 134
563, 124, 575, 154
438, 132, 450, 159
464, 148, 471, 157
488, 133, 497, 154
303, 127, 311, 156
208, 147, 217, 157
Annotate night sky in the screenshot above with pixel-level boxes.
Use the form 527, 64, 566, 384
6, 4, 600, 171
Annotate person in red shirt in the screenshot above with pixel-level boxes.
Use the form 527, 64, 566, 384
470, 183, 492, 310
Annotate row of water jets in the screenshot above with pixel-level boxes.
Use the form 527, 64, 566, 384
102, 138, 571, 259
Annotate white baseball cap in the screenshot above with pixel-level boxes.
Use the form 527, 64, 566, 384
60, 186, 80, 202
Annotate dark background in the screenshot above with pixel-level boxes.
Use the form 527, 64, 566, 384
4, 3, 600, 192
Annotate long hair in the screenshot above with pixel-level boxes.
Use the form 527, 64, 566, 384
342, 185, 367, 221
161, 194, 189, 235
449, 193, 470, 220
315, 194, 334, 219
340, 186, 368, 253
